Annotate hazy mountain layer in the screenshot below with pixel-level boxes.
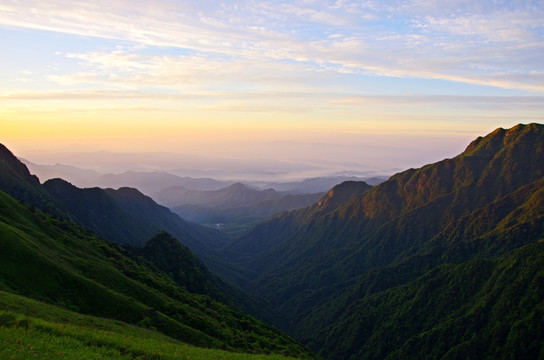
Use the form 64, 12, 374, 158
156, 183, 279, 208
254, 175, 386, 194
95, 171, 234, 194
155, 183, 323, 234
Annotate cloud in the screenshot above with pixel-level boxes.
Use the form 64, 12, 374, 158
0, 0, 542, 93
334, 95, 544, 109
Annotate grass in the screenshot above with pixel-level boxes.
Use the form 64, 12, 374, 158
0, 291, 301, 360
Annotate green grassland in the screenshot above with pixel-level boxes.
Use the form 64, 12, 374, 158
0, 291, 301, 360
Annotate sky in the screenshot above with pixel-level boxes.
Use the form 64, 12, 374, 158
1, 0, 543, 178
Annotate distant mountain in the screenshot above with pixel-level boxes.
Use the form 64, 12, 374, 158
155, 183, 323, 234
255, 175, 386, 194
20, 159, 102, 188
94, 171, 233, 195
221, 123, 544, 359
156, 182, 280, 209
0, 189, 314, 358
224, 180, 373, 258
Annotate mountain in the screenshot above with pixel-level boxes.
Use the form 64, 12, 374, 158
1, 149, 273, 320
223, 180, 373, 258
155, 182, 280, 209
254, 175, 386, 194
0, 291, 310, 360
221, 123, 544, 359
3, 123, 543, 359
20, 159, 102, 188
104, 186, 227, 250
140, 232, 224, 296
0, 188, 314, 358
94, 171, 233, 195
0, 144, 66, 217
315, 241, 544, 359
42, 178, 226, 255
155, 183, 323, 234
43, 178, 150, 245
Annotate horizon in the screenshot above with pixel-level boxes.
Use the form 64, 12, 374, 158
2, 1, 543, 178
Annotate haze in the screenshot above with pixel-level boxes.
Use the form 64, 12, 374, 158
1, 1, 543, 180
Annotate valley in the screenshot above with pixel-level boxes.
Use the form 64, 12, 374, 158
1, 123, 543, 359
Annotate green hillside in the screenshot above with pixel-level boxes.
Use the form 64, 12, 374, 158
128, 231, 227, 301
222, 123, 544, 358
0, 291, 304, 360
313, 241, 544, 359
41, 179, 270, 321
0, 189, 314, 358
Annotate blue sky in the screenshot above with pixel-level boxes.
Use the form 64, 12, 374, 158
1, 0, 543, 175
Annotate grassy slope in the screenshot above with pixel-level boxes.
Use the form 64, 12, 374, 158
0, 291, 301, 360
0, 190, 314, 358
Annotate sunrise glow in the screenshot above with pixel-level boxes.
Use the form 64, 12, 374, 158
1, 0, 543, 173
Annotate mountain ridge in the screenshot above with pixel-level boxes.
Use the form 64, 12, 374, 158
219, 123, 544, 358
0, 144, 66, 217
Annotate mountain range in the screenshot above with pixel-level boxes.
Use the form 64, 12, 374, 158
1, 123, 544, 359
41, 178, 226, 255
0, 144, 314, 359
154, 183, 323, 234
23, 159, 385, 196
217, 123, 544, 359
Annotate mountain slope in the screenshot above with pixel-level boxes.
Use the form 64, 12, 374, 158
0, 290, 304, 360
0, 189, 314, 358
316, 241, 544, 359
42, 178, 226, 254
0, 144, 66, 217
41, 179, 269, 319
222, 123, 544, 358
0, 145, 277, 329
2, 146, 228, 256
43, 178, 150, 246
104, 186, 227, 251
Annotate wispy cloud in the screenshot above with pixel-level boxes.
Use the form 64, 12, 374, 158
0, 0, 542, 93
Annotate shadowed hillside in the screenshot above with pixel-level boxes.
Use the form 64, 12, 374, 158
221, 123, 544, 359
